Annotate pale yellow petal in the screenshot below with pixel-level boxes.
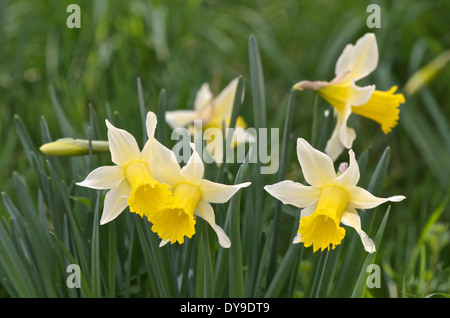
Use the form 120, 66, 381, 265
145, 111, 157, 140
100, 179, 131, 225
213, 77, 240, 120
195, 200, 231, 248
297, 138, 336, 186
76, 165, 124, 190
194, 83, 213, 113
335, 149, 360, 189
325, 122, 345, 162
264, 180, 320, 208
106, 120, 141, 165
147, 139, 181, 187
180, 144, 204, 184
199, 179, 251, 204
335, 43, 354, 78
348, 33, 379, 81
348, 186, 406, 210
341, 209, 375, 253
349, 80, 375, 106
165, 110, 199, 129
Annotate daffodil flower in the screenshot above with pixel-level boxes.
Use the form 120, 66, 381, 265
264, 138, 405, 253
165, 77, 255, 163
76, 112, 173, 224
147, 139, 251, 247
294, 33, 405, 161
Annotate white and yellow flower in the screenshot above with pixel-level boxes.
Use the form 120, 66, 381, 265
147, 139, 251, 247
294, 33, 405, 161
165, 77, 255, 163
264, 138, 405, 253
76, 112, 173, 224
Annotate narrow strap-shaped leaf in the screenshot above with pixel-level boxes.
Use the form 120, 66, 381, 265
228, 150, 251, 297
50, 231, 93, 297
248, 35, 266, 129
90, 193, 102, 297
48, 85, 75, 138
195, 221, 214, 297
266, 89, 297, 285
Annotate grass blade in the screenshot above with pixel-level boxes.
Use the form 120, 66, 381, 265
351, 206, 390, 298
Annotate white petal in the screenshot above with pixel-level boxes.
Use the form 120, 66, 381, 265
264, 180, 320, 208
76, 165, 124, 190
200, 179, 251, 204
147, 139, 181, 187
139, 139, 151, 162
335, 43, 354, 77
335, 149, 360, 189
341, 209, 376, 253
159, 239, 170, 247
213, 77, 240, 120
348, 186, 406, 210
145, 111, 157, 140
106, 120, 141, 166
100, 179, 131, 225
349, 33, 379, 81
297, 138, 336, 187
165, 110, 199, 129
180, 144, 204, 184
337, 106, 356, 149
325, 123, 345, 161
195, 200, 231, 248
194, 83, 213, 112
349, 80, 375, 106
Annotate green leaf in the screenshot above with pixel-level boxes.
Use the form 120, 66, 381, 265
50, 231, 93, 297
195, 221, 214, 297
228, 150, 251, 298
266, 88, 297, 285
248, 34, 266, 129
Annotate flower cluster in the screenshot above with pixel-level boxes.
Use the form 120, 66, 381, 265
77, 112, 250, 247
265, 33, 405, 253
52, 33, 406, 255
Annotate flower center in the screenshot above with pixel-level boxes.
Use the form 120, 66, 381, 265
351, 86, 405, 134
124, 160, 173, 218
147, 182, 202, 244
298, 185, 349, 252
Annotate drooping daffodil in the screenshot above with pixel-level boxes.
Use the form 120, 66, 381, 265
76, 112, 173, 224
294, 33, 405, 161
147, 138, 251, 247
264, 138, 405, 253
165, 77, 255, 163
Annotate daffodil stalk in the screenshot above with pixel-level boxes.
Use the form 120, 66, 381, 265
265, 138, 405, 253
293, 33, 405, 161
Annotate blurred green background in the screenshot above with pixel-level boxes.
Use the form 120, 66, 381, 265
0, 0, 449, 297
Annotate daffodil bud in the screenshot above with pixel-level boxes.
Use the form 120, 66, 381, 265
39, 138, 109, 156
